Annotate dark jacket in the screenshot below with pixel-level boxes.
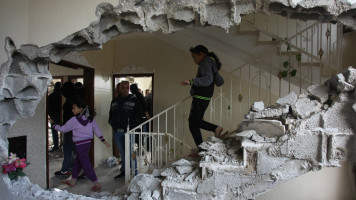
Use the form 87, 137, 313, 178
61, 82, 76, 124
130, 84, 147, 117
108, 94, 143, 130
145, 93, 152, 117
48, 89, 61, 117
62, 95, 75, 124
190, 57, 223, 99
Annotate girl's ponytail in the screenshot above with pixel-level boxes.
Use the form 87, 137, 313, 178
73, 97, 96, 122
207, 52, 222, 70
190, 45, 222, 70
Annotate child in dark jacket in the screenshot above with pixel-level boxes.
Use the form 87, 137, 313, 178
180, 45, 224, 152
50, 98, 110, 192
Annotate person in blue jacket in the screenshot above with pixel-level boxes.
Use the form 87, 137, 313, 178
108, 81, 142, 178
180, 45, 224, 151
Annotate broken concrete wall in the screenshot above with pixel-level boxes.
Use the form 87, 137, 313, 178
1, 0, 356, 199
155, 67, 356, 200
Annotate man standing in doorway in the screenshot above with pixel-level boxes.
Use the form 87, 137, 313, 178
109, 81, 143, 178
145, 89, 153, 118
48, 82, 61, 152
54, 81, 76, 176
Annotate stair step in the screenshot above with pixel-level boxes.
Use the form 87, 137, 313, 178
300, 62, 321, 66
237, 30, 260, 36
279, 51, 299, 55
256, 41, 280, 45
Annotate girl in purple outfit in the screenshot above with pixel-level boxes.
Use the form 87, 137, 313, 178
50, 98, 110, 192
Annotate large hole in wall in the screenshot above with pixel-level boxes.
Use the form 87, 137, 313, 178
2, 1, 356, 199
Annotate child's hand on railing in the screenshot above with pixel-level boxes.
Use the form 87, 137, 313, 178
180, 80, 190, 86
103, 141, 110, 148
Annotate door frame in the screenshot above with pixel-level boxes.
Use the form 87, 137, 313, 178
46, 60, 95, 189
111, 73, 154, 157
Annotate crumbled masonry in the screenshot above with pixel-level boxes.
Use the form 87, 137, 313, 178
139, 66, 356, 200
2, 0, 356, 199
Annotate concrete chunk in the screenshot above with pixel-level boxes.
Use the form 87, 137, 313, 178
251, 101, 264, 112
326, 73, 355, 92
236, 130, 265, 142
353, 103, 356, 113
307, 84, 329, 104
172, 159, 192, 166
325, 73, 345, 91
140, 190, 153, 200
238, 119, 285, 138
176, 166, 193, 175
344, 66, 356, 85
337, 79, 354, 92
276, 92, 298, 106
292, 98, 322, 118
152, 190, 161, 200
128, 174, 161, 194
322, 101, 356, 133
280, 134, 322, 163
235, 130, 258, 138
246, 105, 289, 119
256, 151, 290, 175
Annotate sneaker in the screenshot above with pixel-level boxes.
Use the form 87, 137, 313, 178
54, 170, 70, 176
114, 172, 125, 179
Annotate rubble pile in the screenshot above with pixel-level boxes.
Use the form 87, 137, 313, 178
2, 176, 122, 200
155, 67, 356, 200
199, 137, 243, 166
1, 0, 356, 199
126, 174, 162, 200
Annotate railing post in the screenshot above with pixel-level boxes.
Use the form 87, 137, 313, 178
125, 132, 130, 183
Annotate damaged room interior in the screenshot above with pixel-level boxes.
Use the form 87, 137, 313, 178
1, 0, 356, 200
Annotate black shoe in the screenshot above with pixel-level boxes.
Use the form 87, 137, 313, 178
54, 170, 70, 176
114, 172, 125, 179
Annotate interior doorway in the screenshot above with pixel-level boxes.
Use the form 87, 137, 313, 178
111, 73, 154, 157
46, 61, 94, 189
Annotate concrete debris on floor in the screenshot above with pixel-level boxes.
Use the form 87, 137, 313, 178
124, 67, 356, 200
2, 0, 356, 199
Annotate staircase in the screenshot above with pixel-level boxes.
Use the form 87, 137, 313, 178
205, 13, 343, 132
124, 13, 345, 185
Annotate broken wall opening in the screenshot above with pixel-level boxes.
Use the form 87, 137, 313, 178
2, 0, 356, 199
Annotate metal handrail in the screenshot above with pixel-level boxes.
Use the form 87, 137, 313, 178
126, 96, 191, 133
124, 95, 192, 183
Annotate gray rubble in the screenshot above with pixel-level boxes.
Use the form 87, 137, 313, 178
307, 84, 330, 104
276, 92, 298, 106
156, 67, 356, 200
2, 0, 356, 200
239, 119, 285, 138
292, 98, 323, 118
251, 101, 264, 112
246, 105, 289, 119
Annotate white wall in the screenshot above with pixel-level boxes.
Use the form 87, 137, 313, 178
6, 97, 46, 187
0, 0, 117, 188
0, 0, 29, 62
258, 161, 356, 200
49, 63, 84, 77
1, 0, 356, 198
